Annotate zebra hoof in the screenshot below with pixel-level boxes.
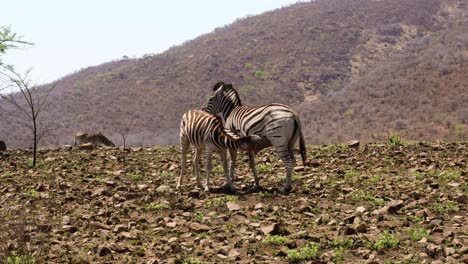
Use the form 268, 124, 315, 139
281, 186, 292, 195
221, 184, 236, 194
247, 185, 264, 193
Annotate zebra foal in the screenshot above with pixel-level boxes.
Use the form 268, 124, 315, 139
202, 82, 306, 194
176, 109, 267, 192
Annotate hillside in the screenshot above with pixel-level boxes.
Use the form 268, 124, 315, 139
1, 0, 467, 147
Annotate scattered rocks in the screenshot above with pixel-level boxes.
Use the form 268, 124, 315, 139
0, 141, 465, 263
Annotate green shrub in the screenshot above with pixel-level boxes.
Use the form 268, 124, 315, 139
368, 230, 399, 251
287, 242, 320, 262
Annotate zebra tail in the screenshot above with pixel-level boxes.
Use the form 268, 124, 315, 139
296, 117, 307, 166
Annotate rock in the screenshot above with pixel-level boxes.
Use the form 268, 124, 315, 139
444, 246, 455, 257
348, 140, 360, 149
188, 189, 200, 198
113, 224, 128, 233
356, 206, 366, 214
79, 142, 94, 150
426, 244, 442, 257
97, 245, 112, 256
254, 203, 264, 210
131, 147, 143, 152
168, 237, 178, 244
226, 201, 241, 211
354, 223, 367, 233
165, 222, 177, 228
137, 184, 148, 191
112, 170, 123, 176
189, 222, 210, 232
294, 166, 305, 172
260, 223, 280, 235
459, 246, 468, 254
62, 216, 72, 225
339, 226, 356, 235
372, 200, 404, 215
62, 144, 73, 150
156, 185, 172, 193
62, 225, 78, 233
228, 249, 240, 259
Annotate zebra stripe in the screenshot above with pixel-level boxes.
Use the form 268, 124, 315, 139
176, 109, 266, 192
202, 83, 306, 194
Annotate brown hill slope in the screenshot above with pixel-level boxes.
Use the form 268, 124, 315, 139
1, 0, 466, 147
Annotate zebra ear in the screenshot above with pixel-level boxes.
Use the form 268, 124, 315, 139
224, 83, 233, 90
213, 82, 225, 91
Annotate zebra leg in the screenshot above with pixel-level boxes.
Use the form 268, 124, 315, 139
279, 151, 296, 194
194, 148, 203, 189
204, 148, 213, 192
228, 149, 237, 182
248, 151, 262, 191
220, 150, 235, 193
176, 139, 190, 189
267, 118, 296, 194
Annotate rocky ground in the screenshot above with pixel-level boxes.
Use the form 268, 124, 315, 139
0, 141, 466, 263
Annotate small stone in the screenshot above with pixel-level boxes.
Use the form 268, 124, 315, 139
131, 147, 143, 152
97, 245, 112, 256
348, 140, 360, 149
356, 206, 366, 214
444, 246, 455, 256
372, 200, 404, 215
113, 224, 128, 233
156, 185, 171, 193
254, 203, 264, 210
426, 244, 442, 257
418, 237, 428, 244
228, 249, 240, 259
166, 222, 177, 228
226, 201, 241, 211
189, 222, 210, 232
294, 166, 305, 172
339, 226, 356, 235
62, 225, 78, 233
168, 237, 178, 244
112, 170, 123, 176
260, 223, 280, 235
355, 223, 367, 233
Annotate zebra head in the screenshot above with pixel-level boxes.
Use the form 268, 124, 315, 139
202, 82, 242, 119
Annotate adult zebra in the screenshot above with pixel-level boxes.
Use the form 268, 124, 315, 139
202, 82, 306, 194
177, 109, 267, 192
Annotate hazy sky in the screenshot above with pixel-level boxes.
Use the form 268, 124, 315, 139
2, 0, 300, 85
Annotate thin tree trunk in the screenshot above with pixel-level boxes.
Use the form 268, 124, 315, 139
33, 116, 37, 167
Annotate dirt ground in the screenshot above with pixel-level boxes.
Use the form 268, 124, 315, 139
0, 142, 466, 263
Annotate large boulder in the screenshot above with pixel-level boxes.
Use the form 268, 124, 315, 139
74, 131, 115, 147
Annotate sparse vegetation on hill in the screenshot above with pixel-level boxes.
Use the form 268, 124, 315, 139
0, 0, 466, 147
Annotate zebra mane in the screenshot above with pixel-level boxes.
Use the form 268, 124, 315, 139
222, 83, 242, 106
212, 82, 225, 91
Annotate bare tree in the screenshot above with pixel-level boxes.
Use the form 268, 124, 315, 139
0, 68, 56, 167
112, 113, 136, 166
